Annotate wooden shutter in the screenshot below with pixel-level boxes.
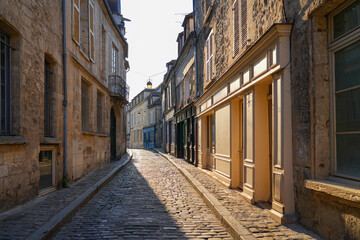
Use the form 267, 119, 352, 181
89, 1, 95, 60
209, 32, 214, 80
206, 31, 214, 83
73, 0, 80, 43
240, 0, 247, 48
233, 0, 240, 56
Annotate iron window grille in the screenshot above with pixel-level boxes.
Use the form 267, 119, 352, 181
97, 91, 103, 133
0, 29, 11, 135
81, 81, 90, 131
44, 60, 53, 137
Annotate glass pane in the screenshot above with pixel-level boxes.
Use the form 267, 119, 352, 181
335, 40, 360, 92
39, 151, 53, 189
334, 0, 360, 39
336, 87, 360, 132
337, 134, 360, 178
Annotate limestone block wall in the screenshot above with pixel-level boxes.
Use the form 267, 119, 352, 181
0, 0, 63, 211
65, 0, 127, 181
287, 0, 360, 239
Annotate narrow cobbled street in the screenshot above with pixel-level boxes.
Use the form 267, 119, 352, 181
54, 149, 232, 239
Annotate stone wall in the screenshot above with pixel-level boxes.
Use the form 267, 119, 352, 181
0, 0, 128, 211
0, 0, 63, 211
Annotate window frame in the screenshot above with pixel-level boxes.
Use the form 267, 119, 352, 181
44, 59, 53, 137
89, 1, 95, 61
329, 0, 360, 180
81, 80, 91, 131
0, 28, 12, 136
96, 90, 104, 133
73, 0, 81, 44
206, 30, 214, 84
111, 44, 118, 75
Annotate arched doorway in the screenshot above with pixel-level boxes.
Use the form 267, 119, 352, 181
110, 107, 116, 160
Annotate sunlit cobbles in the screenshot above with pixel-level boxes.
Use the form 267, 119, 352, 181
54, 149, 232, 239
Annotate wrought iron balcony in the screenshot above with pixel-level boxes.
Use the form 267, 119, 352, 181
108, 75, 130, 102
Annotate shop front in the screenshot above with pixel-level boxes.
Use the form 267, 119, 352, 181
195, 24, 295, 223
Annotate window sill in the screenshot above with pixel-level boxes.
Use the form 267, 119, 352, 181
305, 179, 360, 206
97, 133, 108, 137
0, 136, 27, 145
42, 137, 62, 145
82, 131, 97, 136
82, 131, 109, 137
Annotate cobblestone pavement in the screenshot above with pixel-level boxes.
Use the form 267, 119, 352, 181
156, 149, 323, 240
0, 153, 130, 240
54, 149, 232, 239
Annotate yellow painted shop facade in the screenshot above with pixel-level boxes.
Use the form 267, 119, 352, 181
195, 24, 294, 223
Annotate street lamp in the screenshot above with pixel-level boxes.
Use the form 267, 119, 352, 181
146, 79, 152, 88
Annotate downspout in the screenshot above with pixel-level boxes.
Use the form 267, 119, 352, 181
192, 0, 199, 166
62, 0, 68, 187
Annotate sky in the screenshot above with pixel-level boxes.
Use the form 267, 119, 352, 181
122, 0, 193, 100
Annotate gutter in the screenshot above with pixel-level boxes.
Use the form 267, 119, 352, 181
62, 0, 68, 186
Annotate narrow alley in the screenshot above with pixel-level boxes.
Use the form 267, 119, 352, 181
53, 149, 232, 239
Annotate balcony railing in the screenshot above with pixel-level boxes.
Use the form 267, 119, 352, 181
108, 75, 130, 102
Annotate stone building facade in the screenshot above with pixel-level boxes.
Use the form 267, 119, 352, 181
0, 0, 64, 211
161, 60, 176, 155
171, 13, 197, 164
128, 88, 154, 149
143, 88, 162, 148
191, 0, 360, 239
66, 0, 128, 180
0, 0, 129, 211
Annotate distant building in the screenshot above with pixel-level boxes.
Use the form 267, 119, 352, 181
127, 88, 154, 149
143, 88, 162, 148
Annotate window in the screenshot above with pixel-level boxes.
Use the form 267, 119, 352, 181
233, 0, 248, 56
150, 111, 154, 124
206, 31, 214, 84
81, 80, 90, 131
331, 0, 360, 179
101, 27, 106, 77
73, 0, 94, 58
44, 60, 53, 137
207, 114, 215, 153
89, 1, 95, 60
97, 91, 103, 132
0, 28, 11, 135
111, 45, 118, 74
73, 0, 80, 43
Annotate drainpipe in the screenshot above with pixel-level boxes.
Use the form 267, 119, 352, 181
62, 0, 68, 187
192, 0, 199, 166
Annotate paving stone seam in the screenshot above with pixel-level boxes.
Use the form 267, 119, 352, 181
154, 149, 256, 240
26, 149, 133, 240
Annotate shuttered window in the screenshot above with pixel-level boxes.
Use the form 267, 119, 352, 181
240, 0, 248, 49
73, 0, 80, 43
233, 0, 240, 56
233, 0, 248, 56
89, 1, 95, 60
206, 31, 214, 83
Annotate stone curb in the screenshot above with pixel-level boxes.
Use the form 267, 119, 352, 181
154, 149, 256, 240
26, 149, 133, 240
